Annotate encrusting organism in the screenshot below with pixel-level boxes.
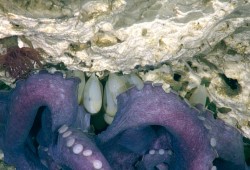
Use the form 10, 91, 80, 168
0, 46, 42, 79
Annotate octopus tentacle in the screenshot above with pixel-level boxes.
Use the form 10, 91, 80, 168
3, 71, 79, 169
0, 71, 246, 169
50, 125, 111, 170
98, 83, 245, 170
200, 109, 245, 169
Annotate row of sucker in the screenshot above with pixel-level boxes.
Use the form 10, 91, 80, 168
56, 124, 111, 170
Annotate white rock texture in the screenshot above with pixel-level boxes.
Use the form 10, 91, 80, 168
0, 0, 250, 138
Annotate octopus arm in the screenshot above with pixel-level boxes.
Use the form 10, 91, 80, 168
98, 83, 246, 170
3, 71, 79, 169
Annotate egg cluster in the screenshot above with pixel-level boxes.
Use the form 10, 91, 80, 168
67, 70, 144, 124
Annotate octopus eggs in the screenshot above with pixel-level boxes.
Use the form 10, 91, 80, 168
67, 71, 144, 124
68, 70, 207, 125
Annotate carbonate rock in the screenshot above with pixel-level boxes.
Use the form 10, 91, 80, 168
0, 0, 250, 138
0, 0, 248, 74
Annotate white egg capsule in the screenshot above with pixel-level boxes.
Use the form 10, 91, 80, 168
83, 74, 102, 114
107, 73, 128, 104
66, 70, 85, 104
189, 85, 207, 106
103, 80, 117, 116
104, 113, 114, 125
125, 73, 144, 90
74, 70, 85, 104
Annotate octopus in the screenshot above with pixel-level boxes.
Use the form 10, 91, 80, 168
0, 71, 247, 170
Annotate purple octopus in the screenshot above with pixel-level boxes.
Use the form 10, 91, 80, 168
0, 71, 247, 170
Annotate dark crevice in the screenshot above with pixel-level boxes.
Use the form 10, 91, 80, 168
173, 73, 181, 81
244, 137, 250, 166
43, 62, 68, 71
227, 48, 237, 55
134, 64, 155, 73
213, 158, 243, 170
133, 61, 171, 73
27, 106, 45, 155
206, 98, 217, 118
219, 73, 239, 90
219, 73, 241, 96
200, 77, 211, 87
0, 80, 11, 90
217, 107, 231, 114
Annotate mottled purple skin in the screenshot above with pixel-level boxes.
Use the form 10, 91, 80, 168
97, 83, 246, 170
1, 71, 79, 169
50, 127, 111, 170
0, 71, 111, 170
0, 72, 246, 170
